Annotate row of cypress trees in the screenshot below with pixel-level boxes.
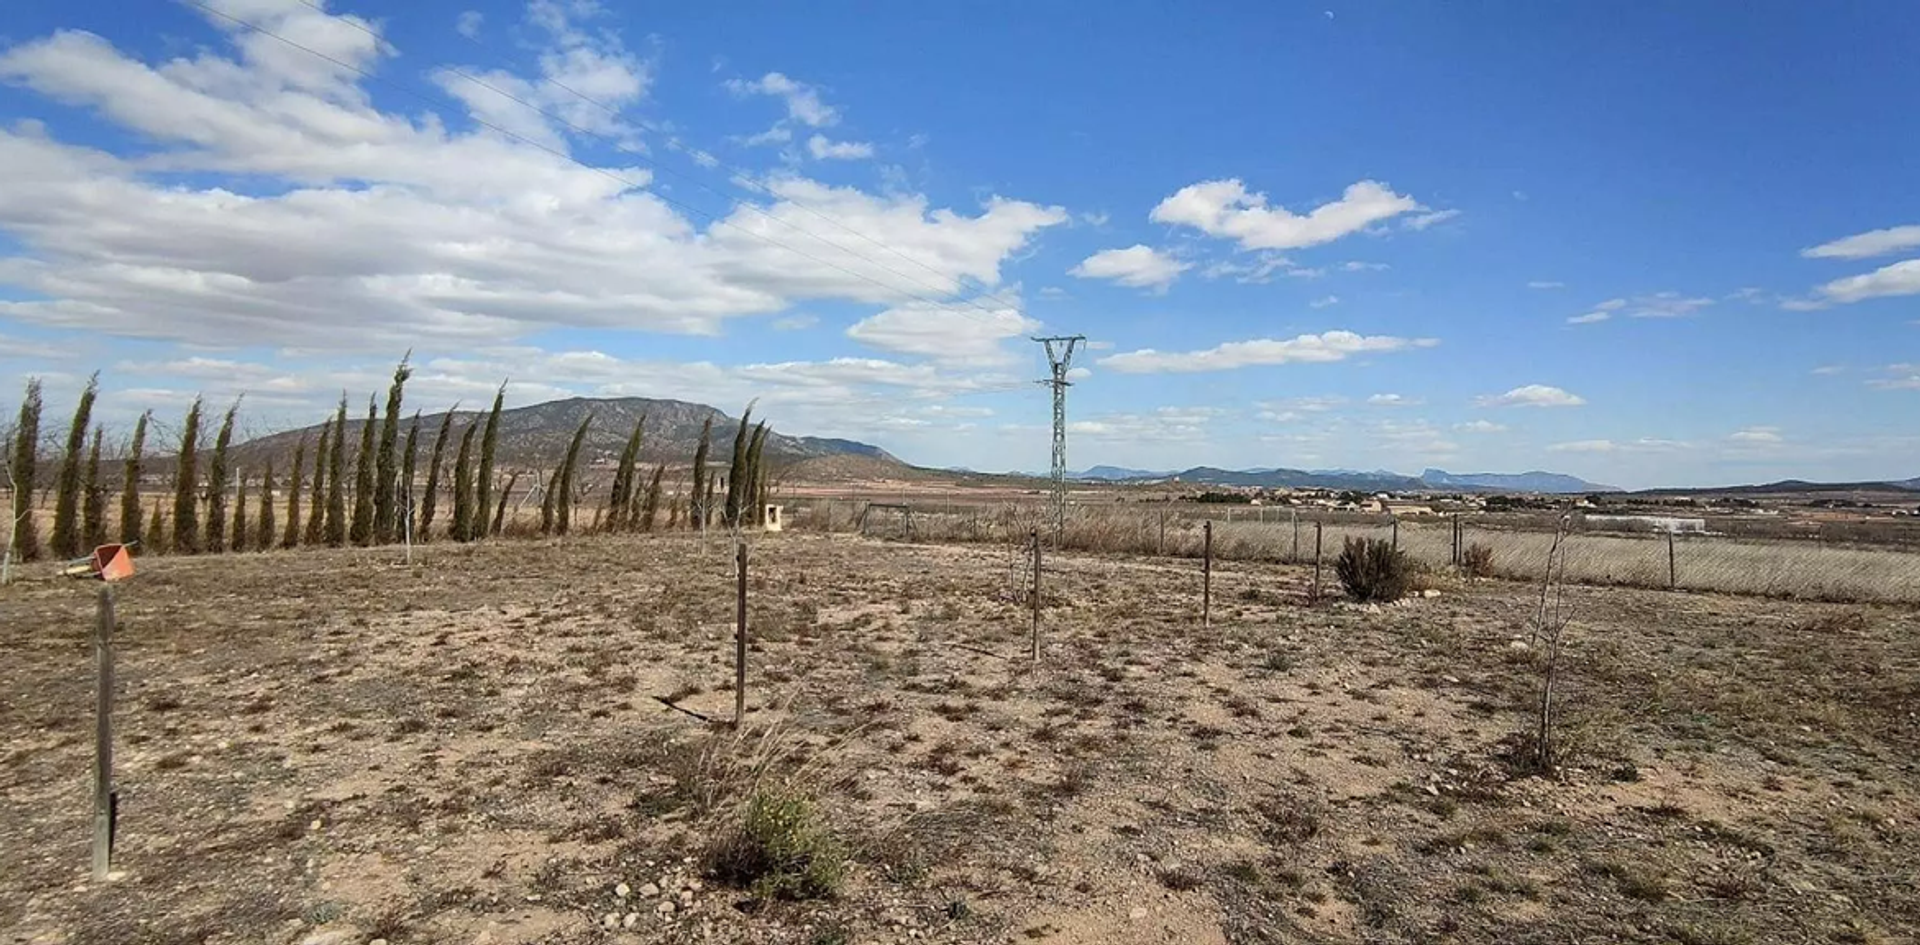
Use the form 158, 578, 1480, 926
3, 363, 778, 567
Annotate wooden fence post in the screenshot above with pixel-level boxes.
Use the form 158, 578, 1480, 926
1029, 528, 1041, 662
734, 540, 748, 726
1391, 516, 1399, 552
1312, 521, 1324, 603
1451, 513, 1460, 567
1667, 530, 1677, 591
93, 586, 116, 881
1157, 509, 1166, 556
1202, 520, 1212, 630
1292, 509, 1299, 563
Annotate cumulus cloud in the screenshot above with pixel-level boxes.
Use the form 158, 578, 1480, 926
1796, 259, 1920, 308
1068, 244, 1189, 291
1547, 438, 1688, 454
1366, 393, 1419, 406
456, 10, 484, 39
1069, 406, 1222, 442
1100, 331, 1438, 374
1728, 427, 1783, 444
1567, 293, 1710, 324
806, 134, 872, 160
1475, 384, 1586, 408
843, 298, 1038, 365
0, 12, 1068, 353
1402, 208, 1460, 231
1310, 295, 1339, 308
1801, 225, 1920, 260
1453, 420, 1506, 433
725, 71, 838, 127
1149, 178, 1424, 252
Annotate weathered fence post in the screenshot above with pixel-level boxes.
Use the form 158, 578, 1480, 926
1029, 528, 1041, 662
93, 586, 116, 881
1157, 509, 1166, 556
1391, 516, 1399, 552
1312, 521, 1324, 603
1292, 509, 1300, 563
1202, 520, 1212, 630
734, 540, 748, 726
1667, 530, 1677, 591
1451, 513, 1461, 567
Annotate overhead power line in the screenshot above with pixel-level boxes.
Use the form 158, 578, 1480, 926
280, 0, 1031, 326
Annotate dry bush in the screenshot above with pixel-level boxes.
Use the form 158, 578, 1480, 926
705, 788, 847, 901
666, 721, 805, 816
1335, 537, 1414, 602
1462, 542, 1495, 578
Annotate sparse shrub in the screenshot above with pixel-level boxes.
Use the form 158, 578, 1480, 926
1335, 537, 1414, 602
1462, 542, 1496, 578
707, 788, 847, 900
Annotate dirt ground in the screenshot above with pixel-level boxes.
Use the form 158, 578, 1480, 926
3, 532, 1917, 945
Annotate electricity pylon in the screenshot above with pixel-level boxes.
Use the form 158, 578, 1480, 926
1032, 335, 1084, 538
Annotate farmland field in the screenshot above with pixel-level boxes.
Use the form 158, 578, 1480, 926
3, 533, 1918, 944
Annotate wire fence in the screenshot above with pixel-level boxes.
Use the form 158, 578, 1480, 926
783, 498, 1920, 604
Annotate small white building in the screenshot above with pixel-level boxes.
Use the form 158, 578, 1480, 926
1584, 514, 1708, 535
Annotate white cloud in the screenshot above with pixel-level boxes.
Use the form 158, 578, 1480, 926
1527, 280, 1565, 289
1201, 253, 1306, 284
1309, 295, 1339, 308
806, 134, 872, 160
1100, 331, 1438, 374
1068, 244, 1190, 291
724, 71, 838, 127
1869, 364, 1920, 390
1366, 393, 1420, 406
1811, 364, 1847, 375
0, 16, 1068, 359
844, 298, 1037, 365
431, 1, 654, 150
1568, 292, 1710, 324
1453, 420, 1506, 433
1728, 427, 1783, 444
771, 313, 817, 330
1070, 406, 1221, 442
1801, 225, 1920, 260
1547, 438, 1688, 454
1403, 208, 1461, 231
1149, 178, 1423, 251
1341, 261, 1389, 272
1256, 395, 1347, 419
1475, 384, 1586, 408
456, 10, 484, 39
1799, 259, 1920, 307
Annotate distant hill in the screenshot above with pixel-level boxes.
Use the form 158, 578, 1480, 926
1634, 478, 1920, 497
1420, 469, 1622, 494
1075, 465, 1168, 481
1057, 464, 1616, 494
233, 396, 903, 474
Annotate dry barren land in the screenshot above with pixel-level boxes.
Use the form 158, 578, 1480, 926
3, 533, 1917, 945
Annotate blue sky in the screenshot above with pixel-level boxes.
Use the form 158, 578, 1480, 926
1, 1, 1917, 488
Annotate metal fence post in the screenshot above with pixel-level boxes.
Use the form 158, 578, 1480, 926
1202, 520, 1212, 629
93, 586, 116, 881
734, 540, 749, 726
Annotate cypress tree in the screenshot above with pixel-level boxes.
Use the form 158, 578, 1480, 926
231, 470, 249, 554
491, 471, 518, 537
540, 467, 559, 536
421, 409, 454, 540
147, 502, 167, 555
723, 404, 755, 528
743, 422, 768, 527
555, 415, 591, 536
82, 427, 106, 550
305, 418, 330, 547
204, 398, 239, 554
172, 397, 203, 555
325, 396, 348, 547
641, 463, 664, 532
257, 459, 275, 551
399, 415, 419, 541
119, 411, 149, 546
609, 414, 644, 530
7, 380, 44, 564
451, 423, 477, 542
476, 384, 504, 541
690, 417, 711, 531
350, 396, 376, 545
51, 372, 98, 559
373, 355, 411, 542
282, 438, 305, 549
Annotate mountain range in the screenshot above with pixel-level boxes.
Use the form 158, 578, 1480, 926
1072, 466, 1622, 494
235, 396, 898, 473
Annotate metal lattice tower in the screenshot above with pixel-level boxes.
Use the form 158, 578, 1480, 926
1033, 335, 1084, 536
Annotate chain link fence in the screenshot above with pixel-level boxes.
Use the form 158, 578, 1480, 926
783, 498, 1920, 604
